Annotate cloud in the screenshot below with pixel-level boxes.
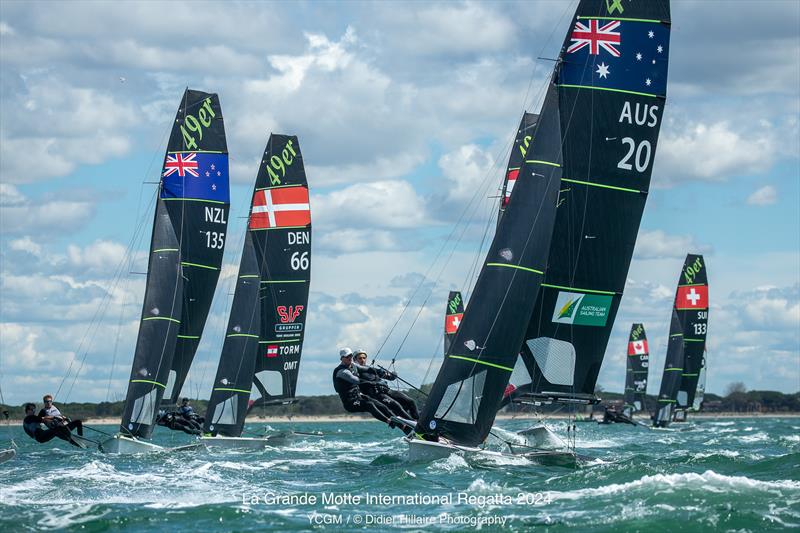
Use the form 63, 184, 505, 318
312, 180, 428, 230
746, 185, 777, 206
633, 230, 710, 260
0, 184, 96, 235
314, 229, 419, 256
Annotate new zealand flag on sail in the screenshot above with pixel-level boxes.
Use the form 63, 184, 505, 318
160, 152, 230, 203
559, 18, 670, 96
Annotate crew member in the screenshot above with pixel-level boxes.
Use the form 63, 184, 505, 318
352, 351, 414, 420
37, 394, 84, 436
333, 348, 404, 430
22, 403, 84, 447
156, 409, 201, 435
353, 349, 419, 420
179, 398, 205, 427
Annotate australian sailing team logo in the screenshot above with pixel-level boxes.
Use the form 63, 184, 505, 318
552, 291, 612, 327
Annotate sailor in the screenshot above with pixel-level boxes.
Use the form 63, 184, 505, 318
22, 403, 84, 447
178, 398, 205, 426
353, 349, 419, 420
156, 409, 201, 435
352, 350, 416, 421
332, 348, 397, 427
37, 394, 84, 436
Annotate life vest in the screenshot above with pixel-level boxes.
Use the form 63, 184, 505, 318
332, 363, 360, 405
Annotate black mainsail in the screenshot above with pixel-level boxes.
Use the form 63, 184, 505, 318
444, 291, 464, 356
654, 309, 684, 427
121, 90, 229, 439
204, 134, 311, 437
673, 254, 709, 417
416, 80, 563, 447
498, 113, 540, 224
622, 323, 650, 417
509, 0, 672, 406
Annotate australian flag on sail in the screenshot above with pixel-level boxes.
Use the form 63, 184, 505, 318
559, 18, 670, 97
160, 152, 230, 203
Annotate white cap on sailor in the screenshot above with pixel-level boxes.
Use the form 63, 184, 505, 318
339, 347, 353, 359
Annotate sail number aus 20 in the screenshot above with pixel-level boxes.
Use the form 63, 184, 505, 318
616, 101, 660, 173
180, 98, 216, 151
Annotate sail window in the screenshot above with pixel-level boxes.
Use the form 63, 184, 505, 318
163, 370, 177, 399
677, 390, 688, 406
527, 337, 576, 386
211, 395, 238, 426
130, 389, 159, 426
434, 370, 487, 424
254, 370, 283, 397
509, 353, 532, 388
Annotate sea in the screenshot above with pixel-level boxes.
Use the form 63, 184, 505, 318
1, 416, 798, 531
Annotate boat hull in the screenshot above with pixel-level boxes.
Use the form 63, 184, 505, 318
406, 437, 483, 461
100, 434, 165, 454
0, 448, 15, 464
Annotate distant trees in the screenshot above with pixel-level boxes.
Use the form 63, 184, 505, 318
725, 382, 747, 396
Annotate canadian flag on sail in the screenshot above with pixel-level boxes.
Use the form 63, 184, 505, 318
250, 186, 311, 229
628, 339, 649, 355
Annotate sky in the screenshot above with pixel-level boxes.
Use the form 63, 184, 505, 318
0, 0, 798, 406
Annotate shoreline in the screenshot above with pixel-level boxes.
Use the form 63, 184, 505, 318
13, 412, 798, 425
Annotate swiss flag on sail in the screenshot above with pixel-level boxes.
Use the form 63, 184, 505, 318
250, 186, 311, 229
628, 339, 648, 355
676, 285, 708, 310
503, 169, 519, 206
445, 313, 463, 334
266, 345, 279, 358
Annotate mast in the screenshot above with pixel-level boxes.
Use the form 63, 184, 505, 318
654, 309, 684, 427
416, 80, 563, 447
120, 90, 228, 439
444, 291, 464, 356
509, 0, 672, 406
204, 134, 311, 437
692, 349, 707, 411
673, 254, 709, 418
623, 323, 649, 418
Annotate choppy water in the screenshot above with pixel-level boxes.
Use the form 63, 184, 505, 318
1, 417, 799, 531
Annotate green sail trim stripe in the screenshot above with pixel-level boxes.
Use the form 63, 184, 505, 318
541, 283, 617, 295
525, 159, 561, 168
227, 333, 259, 338
577, 15, 661, 23
181, 261, 219, 271
682, 373, 699, 377
658, 399, 677, 403
213, 387, 250, 394
251, 225, 309, 231
665, 368, 683, 371
152, 248, 179, 253
558, 84, 660, 99
239, 275, 260, 279
177, 335, 200, 339
131, 379, 166, 388
162, 198, 227, 205
676, 306, 708, 311
255, 183, 304, 191
258, 340, 299, 344
260, 280, 307, 284
448, 355, 513, 372
508, 166, 521, 171
486, 263, 544, 275
631, 370, 649, 374
561, 178, 641, 194
169, 150, 227, 154
143, 316, 180, 323
670, 333, 683, 337
678, 283, 707, 287
684, 338, 706, 342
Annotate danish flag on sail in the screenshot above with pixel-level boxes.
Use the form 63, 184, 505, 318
628, 339, 648, 355
250, 186, 311, 229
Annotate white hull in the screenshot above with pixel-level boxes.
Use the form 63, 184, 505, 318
200, 435, 271, 449
0, 448, 15, 464
100, 434, 165, 454
406, 437, 484, 461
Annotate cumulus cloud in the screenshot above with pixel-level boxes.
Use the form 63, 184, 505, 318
312, 180, 428, 229
746, 185, 777, 206
633, 230, 710, 260
0, 184, 96, 235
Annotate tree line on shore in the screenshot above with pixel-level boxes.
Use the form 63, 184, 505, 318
2, 386, 798, 420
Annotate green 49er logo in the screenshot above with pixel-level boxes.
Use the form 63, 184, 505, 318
552, 292, 612, 327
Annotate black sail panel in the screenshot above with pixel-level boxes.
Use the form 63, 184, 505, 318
654, 309, 684, 426
417, 83, 563, 447
498, 113, 539, 223
520, 0, 671, 403
444, 291, 464, 356
250, 135, 311, 408
161, 90, 230, 405
674, 254, 709, 410
120, 89, 227, 439
623, 323, 650, 416
203, 232, 261, 437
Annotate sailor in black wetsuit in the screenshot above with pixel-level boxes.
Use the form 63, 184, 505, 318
352, 351, 417, 421
333, 348, 396, 426
353, 350, 419, 420
178, 398, 204, 430
22, 403, 84, 447
156, 409, 201, 435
